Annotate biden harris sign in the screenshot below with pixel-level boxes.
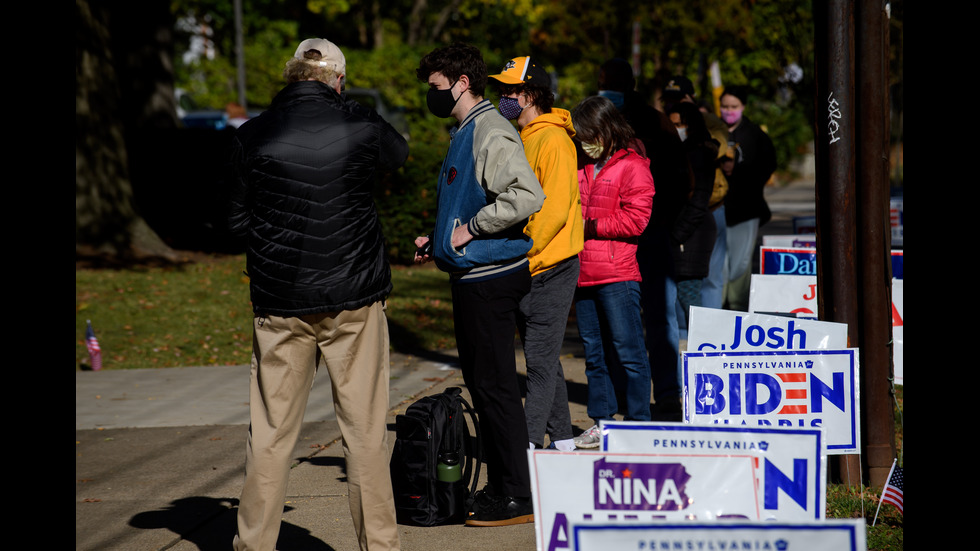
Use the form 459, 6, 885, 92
528, 424, 826, 551
568, 520, 866, 551
682, 349, 861, 454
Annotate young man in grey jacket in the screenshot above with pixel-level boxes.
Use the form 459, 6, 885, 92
414, 42, 544, 527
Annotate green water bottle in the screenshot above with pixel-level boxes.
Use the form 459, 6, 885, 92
437, 451, 461, 482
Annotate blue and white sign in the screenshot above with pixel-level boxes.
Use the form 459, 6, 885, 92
528, 422, 827, 551
602, 422, 825, 518
892, 249, 903, 279
568, 520, 866, 551
687, 307, 848, 353
683, 349, 861, 454
890, 197, 903, 247
749, 274, 819, 317
760, 247, 817, 276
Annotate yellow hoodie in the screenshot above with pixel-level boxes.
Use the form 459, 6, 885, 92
520, 108, 585, 276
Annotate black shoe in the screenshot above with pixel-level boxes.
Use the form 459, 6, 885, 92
469, 485, 497, 516
464, 495, 534, 527
652, 397, 683, 422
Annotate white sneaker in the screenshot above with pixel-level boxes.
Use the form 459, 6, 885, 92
573, 425, 601, 449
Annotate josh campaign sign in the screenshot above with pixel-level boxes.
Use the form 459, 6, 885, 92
687, 307, 848, 353
529, 424, 826, 551
568, 520, 866, 551
760, 247, 817, 276
683, 349, 861, 454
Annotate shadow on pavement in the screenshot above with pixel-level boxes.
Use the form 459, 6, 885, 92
129, 497, 338, 551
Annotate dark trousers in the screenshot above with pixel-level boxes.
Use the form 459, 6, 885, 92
452, 269, 532, 499
518, 256, 579, 448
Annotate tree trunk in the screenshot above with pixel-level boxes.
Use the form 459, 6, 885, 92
76, 0, 176, 260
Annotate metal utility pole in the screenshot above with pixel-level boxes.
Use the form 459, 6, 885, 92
813, 0, 895, 488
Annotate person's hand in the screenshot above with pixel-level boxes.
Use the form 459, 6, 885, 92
451, 224, 474, 250
414, 235, 433, 264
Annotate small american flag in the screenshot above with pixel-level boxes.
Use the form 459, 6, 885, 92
86, 320, 103, 371
881, 462, 903, 513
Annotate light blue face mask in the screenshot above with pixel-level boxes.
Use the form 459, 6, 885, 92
598, 89, 625, 109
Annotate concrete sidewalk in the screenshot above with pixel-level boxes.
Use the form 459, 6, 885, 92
75, 343, 594, 551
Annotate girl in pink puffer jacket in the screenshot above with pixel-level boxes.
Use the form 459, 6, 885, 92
570, 96, 656, 449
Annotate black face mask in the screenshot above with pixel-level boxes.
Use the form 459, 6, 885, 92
427, 79, 460, 118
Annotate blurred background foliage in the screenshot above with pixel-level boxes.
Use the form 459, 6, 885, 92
163, 0, 902, 263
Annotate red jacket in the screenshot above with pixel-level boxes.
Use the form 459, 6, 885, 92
577, 148, 656, 286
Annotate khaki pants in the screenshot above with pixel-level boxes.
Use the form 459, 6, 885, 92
233, 302, 400, 551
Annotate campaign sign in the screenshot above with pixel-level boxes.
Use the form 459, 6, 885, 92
687, 307, 848, 352
794, 216, 817, 235
760, 247, 817, 276
568, 520, 866, 551
890, 197, 903, 247
528, 444, 821, 551
892, 249, 903, 279
683, 349, 861, 454
749, 274, 819, 317
893, 278, 903, 385
762, 234, 816, 248
602, 422, 825, 519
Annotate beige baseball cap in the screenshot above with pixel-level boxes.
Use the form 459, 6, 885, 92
293, 38, 346, 74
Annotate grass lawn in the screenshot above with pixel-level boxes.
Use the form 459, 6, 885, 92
76, 254, 454, 370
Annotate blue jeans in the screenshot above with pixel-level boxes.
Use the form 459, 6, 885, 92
575, 280, 652, 422
701, 206, 728, 309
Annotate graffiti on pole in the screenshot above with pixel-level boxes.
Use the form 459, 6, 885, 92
827, 91, 842, 144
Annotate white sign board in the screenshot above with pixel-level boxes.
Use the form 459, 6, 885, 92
682, 349, 861, 454
748, 274, 819, 317
529, 422, 827, 551
602, 422, 826, 516
893, 278, 903, 385
687, 306, 848, 353
569, 520, 866, 551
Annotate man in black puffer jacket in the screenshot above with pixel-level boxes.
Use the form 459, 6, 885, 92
228, 38, 408, 551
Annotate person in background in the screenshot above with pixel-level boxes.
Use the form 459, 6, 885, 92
414, 42, 544, 527
719, 86, 776, 311
489, 56, 583, 452
662, 76, 730, 312
228, 37, 408, 551
570, 96, 655, 449
665, 102, 719, 331
597, 59, 690, 421
225, 102, 249, 129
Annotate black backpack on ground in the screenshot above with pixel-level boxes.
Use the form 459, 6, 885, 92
390, 387, 482, 526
